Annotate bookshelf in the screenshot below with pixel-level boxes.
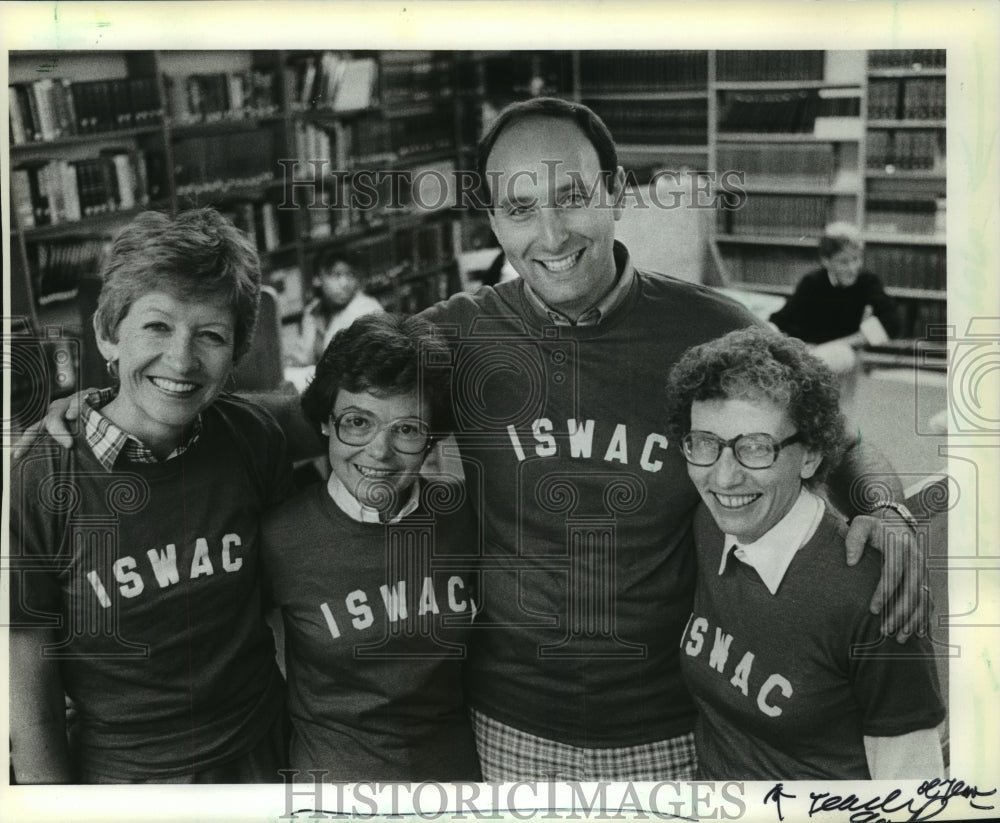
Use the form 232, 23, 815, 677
8, 49, 463, 402
451, 50, 714, 264
708, 49, 946, 338
576, 50, 710, 174
863, 50, 947, 338
710, 50, 866, 294
9, 48, 949, 396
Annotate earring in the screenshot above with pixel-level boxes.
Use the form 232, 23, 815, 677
224, 372, 237, 393
106, 359, 119, 380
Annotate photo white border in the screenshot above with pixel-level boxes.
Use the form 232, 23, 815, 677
2, 2, 997, 821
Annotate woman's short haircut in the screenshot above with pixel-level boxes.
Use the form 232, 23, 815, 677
94, 208, 261, 360
476, 96, 619, 209
664, 326, 850, 482
301, 313, 454, 439
818, 221, 864, 260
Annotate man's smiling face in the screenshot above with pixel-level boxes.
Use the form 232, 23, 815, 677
485, 116, 625, 321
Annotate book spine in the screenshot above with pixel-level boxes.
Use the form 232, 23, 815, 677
9, 85, 28, 144
11, 167, 36, 228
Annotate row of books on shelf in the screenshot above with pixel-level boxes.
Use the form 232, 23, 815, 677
867, 244, 946, 292
716, 50, 825, 82
586, 99, 707, 145
868, 78, 945, 120
866, 130, 942, 171
163, 70, 279, 124
9, 76, 162, 144
468, 53, 572, 99
380, 52, 454, 105
455, 98, 487, 148
723, 244, 944, 296
291, 120, 341, 176
718, 193, 829, 237
718, 90, 859, 134
293, 112, 455, 171
172, 131, 276, 195
719, 247, 805, 289
904, 300, 947, 340
349, 111, 455, 165
27, 236, 111, 305
866, 198, 945, 236
715, 144, 839, 186
302, 186, 372, 239
393, 269, 454, 315
578, 50, 707, 92
285, 52, 378, 112
868, 50, 946, 70
300, 160, 456, 241
12, 151, 166, 228
216, 199, 297, 254
394, 219, 455, 271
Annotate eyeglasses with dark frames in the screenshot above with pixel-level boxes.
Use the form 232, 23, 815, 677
331, 410, 431, 455
681, 431, 802, 470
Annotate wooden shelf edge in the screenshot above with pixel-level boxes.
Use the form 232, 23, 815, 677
714, 234, 820, 247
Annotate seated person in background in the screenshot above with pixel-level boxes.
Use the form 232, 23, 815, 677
261, 313, 481, 781
665, 327, 944, 780
284, 251, 383, 389
769, 222, 900, 353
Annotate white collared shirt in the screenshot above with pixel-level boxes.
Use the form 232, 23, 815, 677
326, 471, 422, 524
718, 488, 826, 595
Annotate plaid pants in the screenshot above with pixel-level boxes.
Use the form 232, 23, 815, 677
471, 708, 697, 781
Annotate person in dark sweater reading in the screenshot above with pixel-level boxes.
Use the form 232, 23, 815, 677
665, 327, 944, 779
260, 313, 481, 781
769, 222, 901, 348
9, 208, 293, 783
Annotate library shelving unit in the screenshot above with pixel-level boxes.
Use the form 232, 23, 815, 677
709, 50, 867, 296
281, 49, 461, 315
450, 51, 576, 256
9, 51, 167, 322
450, 50, 714, 266
8, 49, 463, 345
575, 50, 710, 177
862, 49, 947, 338
708, 49, 947, 338
9, 49, 949, 417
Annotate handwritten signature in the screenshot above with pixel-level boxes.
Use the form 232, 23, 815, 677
764, 778, 997, 822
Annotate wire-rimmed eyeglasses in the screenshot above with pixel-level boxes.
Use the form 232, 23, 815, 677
681, 431, 802, 470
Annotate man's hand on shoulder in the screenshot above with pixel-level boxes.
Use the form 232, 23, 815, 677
12, 390, 93, 458
845, 505, 929, 642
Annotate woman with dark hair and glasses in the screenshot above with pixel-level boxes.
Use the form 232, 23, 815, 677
259, 312, 481, 781
664, 326, 944, 780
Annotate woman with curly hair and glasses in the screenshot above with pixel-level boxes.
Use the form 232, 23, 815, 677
664, 326, 944, 780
